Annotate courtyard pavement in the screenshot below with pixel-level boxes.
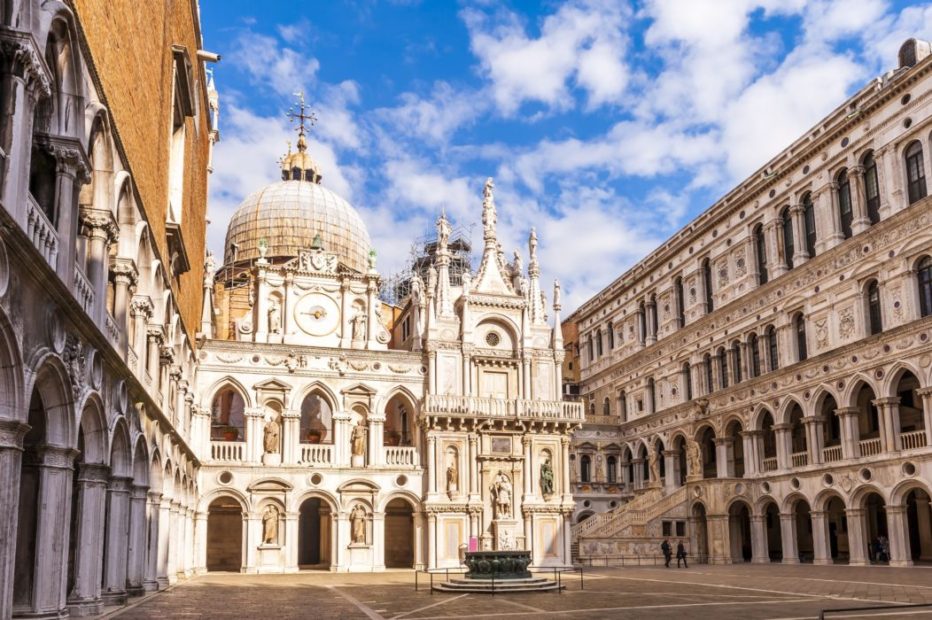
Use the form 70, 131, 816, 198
105, 564, 932, 619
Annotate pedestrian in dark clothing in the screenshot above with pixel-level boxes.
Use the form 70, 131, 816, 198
661, 539, 672, 567
676, 542, 688, 568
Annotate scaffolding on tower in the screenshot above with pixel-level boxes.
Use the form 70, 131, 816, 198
380, 222, 474, 306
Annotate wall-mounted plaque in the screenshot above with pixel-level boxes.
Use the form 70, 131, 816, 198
491, 437, 511, 454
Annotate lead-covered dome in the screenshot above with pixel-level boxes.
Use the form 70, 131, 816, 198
223, 180, 371, 273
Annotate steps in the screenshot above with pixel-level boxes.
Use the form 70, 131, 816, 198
431, 577, 563, 593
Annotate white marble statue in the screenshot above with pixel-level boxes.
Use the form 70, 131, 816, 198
492, 470, 512, 519
262, 505, 279, 544
351, 505, 367, 544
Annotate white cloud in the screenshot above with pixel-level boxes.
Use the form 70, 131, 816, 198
375, 82, 484, 145
461, 0, 631, 115
228, 31, 319, 96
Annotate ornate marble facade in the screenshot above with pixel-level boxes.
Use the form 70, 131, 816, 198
569, 39, 932, 567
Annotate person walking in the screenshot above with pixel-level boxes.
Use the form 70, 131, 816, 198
661, 539, 672, 567
676, 541, 688, 568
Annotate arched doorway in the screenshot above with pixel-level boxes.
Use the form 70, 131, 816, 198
298, 498, 332, 569
763, 501, 783, 561
905, 489, 932, 563
864, 492, 888, 564
824, 496, 848, 563
672, 436, 687, 487
691, 503, 709, 563
206, 497, 243, 571
793, 499, 813, 563
384, 498, 415, 568
728, 501, 752, 563
698, 427, 716, 479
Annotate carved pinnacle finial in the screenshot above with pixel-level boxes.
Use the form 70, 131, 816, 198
287, 90, 317, 151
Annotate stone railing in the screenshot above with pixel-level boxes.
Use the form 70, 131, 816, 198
761, 457, 778, 472
901, 429, 927, 450
791, 451, 808, 468
26, 192, 58, 269
384, 445, 417, 467
300, 444, 332, 465
105, 313, 120, 347
211, 441, 245, 462
822, 445, 843, 462
859, 437, 882, 456
423, 394, 583, 421
73, 265, 94, 314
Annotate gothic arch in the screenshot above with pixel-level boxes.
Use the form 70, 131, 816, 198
202, 376, 253, 410
38, 8, 85, 137
693, 423, 716, 443
108, 416, 132, 477
810, 385, 840, 417
750, 403, 775, 430
841, 374, 879, 408
812, 488, 847, 512
76, 391, 107, 464
149, 449, 163, 495
132, 438, 149, 487
776, 395, 805, 425
376, 385, 419, 414
0, 302, 21, 422
882, 362, 925, 398
27, 353, 74, 447
296, 380, 339, 412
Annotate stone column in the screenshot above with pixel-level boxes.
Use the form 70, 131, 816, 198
773, 424, 792, 471
645, 300, 657, 345
254, 262, 269, 342
824, 183, 845, 250
663, 450, 677, 490
750, 515, 769, 563
372, 511, 386, 571
835, 407, 860, 459
130, 298, 151, 367
146, 327, 162, 387
715, 438, 730, 478
281, 409, 300, 465
156, 497, 172, 587
522, 436, 533, 500
66, 463, 109, 615
790, 204, 808, 266
804, 417, 824, 465
849, 165, 871, 234
193, 511, 207, 575
283, 271, 294, 342
244, 512, 259, 574
426, 513, 437, 570
872, 397, 901, 452
126, 484, 148, 595
244, 407, 265, 465
30, 445, 76, 617
102, 476, 132, 604
779, 513, 799, 564
185, 507, 195, 577
413, 512, 426, 570
368, 411, 385, 467
110, 259, 136, 346
427, 434, 438, 499
284, 511, 299, 572
740, 431, 757, 476
468, 435, 479, 500
332, 411, 351, 467
79, 208, 118, 321
765, 219, 787, 278
560, 437, 572, 500
144, 491, 162, 590
632, 458, 644, 489
811, 510, 831, 565
708, 515, 729, 564
0, 421, 29, 620
846, 508, 868, 566
918, 388, 932, 449
886, 506, 912, 567
166, 500, 180, 583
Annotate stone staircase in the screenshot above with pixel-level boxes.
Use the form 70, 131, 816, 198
432, 577, 563, 593
572, 485, 689, 553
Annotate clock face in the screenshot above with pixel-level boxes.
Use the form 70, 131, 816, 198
294, 293, 340, 337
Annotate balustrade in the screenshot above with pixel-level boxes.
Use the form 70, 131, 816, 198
761, 457, 778, 472
300, 444, 332, 465
822, 445, 843, 462
423, 394, 583, 420
105, 313, 120, 347
211, 441, 244, 462
384, 445, 418, 467
901, 429, 927, 450
859, 437, 882, 456
73, 265, 94, 314
26, 193, 59, 269
791, 451, 808, 468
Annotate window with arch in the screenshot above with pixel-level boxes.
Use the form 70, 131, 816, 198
732, 341, 742, 383
717, 347, 728, 389
919, 256, 932, 318
867, 280, 883, 336
596, 329, 603, 357
794, 313, 808, 361
748, 333, 761, 378
580, 454, 592, 483
674, 276, 685, 328
703, 353, 713, 395
906, 141, 927, 204
702, 259, 714, 313
588, 334, 594, 361
802, 192, 817, 258
603, 397, 611, 417
607, 321, 614, 349
781, 206, 794, 268
618, 390, 627, 421
649, 294, 658, 336
210, 387, 246, 441
766, 324, 779, 371
682, 362, 693, 401
384, 394, 413, 446
588, 400, 595, 417
300, 393, 334, 444
863, 151, 881, 224
606, 455, 617, 483
754, 224, 768, 285
837, 169, 853, 239
647, 377, 657, 413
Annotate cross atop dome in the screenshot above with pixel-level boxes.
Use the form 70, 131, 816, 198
280, 91, 323, 183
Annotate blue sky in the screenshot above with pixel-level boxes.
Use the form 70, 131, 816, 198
200, 0, 932, 312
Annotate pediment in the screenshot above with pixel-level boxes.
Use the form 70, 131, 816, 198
341, 382, 377, 396
247, 478, 293, 493
254, 378, 292, 393
337, 478, 380, 494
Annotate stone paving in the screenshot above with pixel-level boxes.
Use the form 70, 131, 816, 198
106, 564, 932, 620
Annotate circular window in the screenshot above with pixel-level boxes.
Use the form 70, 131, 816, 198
902, 462, 917, 477
310, 473, 323, 486
841, 137, 849, 148
902, 93, 912, 105
485, 331, 501, 347
396, 474, 408, 487
218, 471, 233, 485
761, 481, 771, 494
822, 473, 834, 487
904, 117, 913, 128
583, 500, 591, 508
859, 468, 872, 482
790, 477, 801, 490
609, 501, 617, 508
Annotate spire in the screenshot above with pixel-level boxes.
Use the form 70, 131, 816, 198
280, 91, 322, 183
435, 212, 453, 317
473, 177, 513, 295
482, 177, 497, 242
528, 228, 543, 323
552, 279, 563, 349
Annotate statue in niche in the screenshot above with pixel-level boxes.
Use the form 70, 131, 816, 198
350, 505, 367, 544
540, 458, 554, 496
263, 415, 280, 454
649, 449, 660, 483
262, 505, 279, 544
351, 310, 367, 341
446, 459, 458, 496
351, 424, 367, 457
268, 299, 281, 334
491, 470, 512, 519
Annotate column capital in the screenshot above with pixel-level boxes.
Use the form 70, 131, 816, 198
79, 208, 119, 243
802, 416, 824, 426
0, 32, 52, 97
131, 295, 153, 318
834, 407, 860, 417
37, 444, 78, 468
915, 387, 932, 398
0, 419, 30, 450
871, 397, 900, 407
885, 505, 907, 515
77, 462, 111, 483
110, 257, 139, 285
147, 490, 163, 503
772, 423, 792, 432
108, 475, 134, 492
845, 507, 865, 517
132, 484, 149, 500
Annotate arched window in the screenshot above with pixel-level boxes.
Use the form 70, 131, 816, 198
781, 207, 795, 268
606, 456, 617, 483
702, 259, 714, 312
603, 397, 611, 416
802, 192, 817, 258
588, 335, 594, 361
596, 329, 603, 357
618, 390, 627, 421
732, 341, 742, 383
674, 277, 685, 328
649, 294, 658, 336
754, 224, 768, 285
589, 401, 595, 417
766, 324, 779, 371
638, 301, 647, 344
607, 321, 614, 349
718, 347, 728, 389
647, 377, 657, 413
703, 353, 713, 395
867, 280, 882, 336
210, 387, 246, 441
906, 141, 927, 204
919, 256, 932, 318
300, 393, 334, 444
837, 169, 853, 239
580, 455, 591, 483
795, 313, 808, 361
863, 151, 880, 224
682, 362, 693, 401
748, 333, 761, 378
